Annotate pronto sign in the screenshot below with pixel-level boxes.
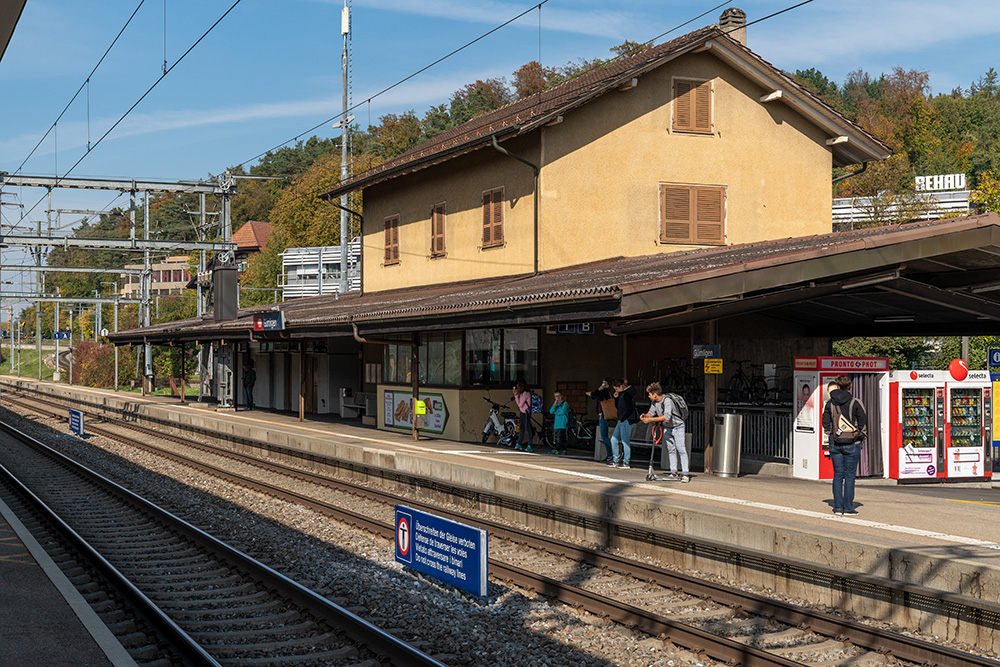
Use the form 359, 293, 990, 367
395, 505, 487, 596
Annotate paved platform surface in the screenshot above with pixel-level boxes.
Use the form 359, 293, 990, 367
3, 379, 1000, 649
0, 496, 136, 666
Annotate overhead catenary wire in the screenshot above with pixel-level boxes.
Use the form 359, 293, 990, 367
13, 0, 245, 228
240, 0, 817, 212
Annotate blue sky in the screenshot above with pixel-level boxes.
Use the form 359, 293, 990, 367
1, 0, 998, 240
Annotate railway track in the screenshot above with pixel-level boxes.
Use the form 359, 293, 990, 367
0, 416, 445, 667
6, 391, 997, 667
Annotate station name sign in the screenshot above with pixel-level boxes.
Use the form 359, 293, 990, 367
395, 505, 487, 596
252, 311, 285, 332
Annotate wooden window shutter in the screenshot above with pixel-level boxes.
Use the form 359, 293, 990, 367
384, 216, 399, 264
673, 78, 711, 132
661, 185, 725, 244
482, 188, 503, 247
661, 185, 693, 242
431, 204, 446, 256
694, 187, 724, 243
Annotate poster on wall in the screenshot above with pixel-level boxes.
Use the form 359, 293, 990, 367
384, 390, 449, 434
794, 374, 815, 432
898, 444, 937, 479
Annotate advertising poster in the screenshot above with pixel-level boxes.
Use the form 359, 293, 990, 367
383, 390, 449, 434
898, 444, 936, 479
794, 374, 815, 433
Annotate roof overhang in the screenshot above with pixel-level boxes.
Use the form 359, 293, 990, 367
110, 215, 1000, 346
695, 38, 892, 167
0, 0, 25, 63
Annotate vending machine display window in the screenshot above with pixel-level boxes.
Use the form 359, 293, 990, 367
950, 387, 982, 448
902, 388, 935, 448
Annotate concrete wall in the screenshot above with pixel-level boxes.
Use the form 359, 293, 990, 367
362, 50, 834, 293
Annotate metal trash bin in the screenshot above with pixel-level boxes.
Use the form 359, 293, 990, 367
712, 413, 743, 477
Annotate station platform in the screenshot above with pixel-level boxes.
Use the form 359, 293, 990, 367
0, 495, 136, 666
2, 377, 999, 651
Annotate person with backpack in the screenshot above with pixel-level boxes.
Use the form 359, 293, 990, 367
588, 376, 617, 463
640, 382, 690, 482
822, 375, 868, 516
512, 381, 534, 452
607, 378, 636, 469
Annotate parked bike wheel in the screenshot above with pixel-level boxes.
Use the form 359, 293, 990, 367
482, 428, 494, 444
750, 377, 768, 405
728, 375, 747, 403
502, 421, 516, 444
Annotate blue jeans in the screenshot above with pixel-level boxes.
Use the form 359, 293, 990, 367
830, 441, 861, 511
599, 417, 612, 459
611, 419, 632, 465
666, 421, 688, 474
243, 385, 254, 410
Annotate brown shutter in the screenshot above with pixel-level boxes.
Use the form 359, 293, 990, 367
482, 188, 503, 247
384, 218, 393, 263
694, 81, 711, 132
694, 187, 724, 243
482, 192, 492, 246
673, 79, 693, 131
491, 189, 504, 244
661, 185, 693, 242
431, 204, 445, 256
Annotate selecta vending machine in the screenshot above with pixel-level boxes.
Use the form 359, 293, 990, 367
888, 361, 993, 482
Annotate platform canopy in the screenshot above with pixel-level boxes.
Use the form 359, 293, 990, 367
109, 213, 1000, 345
0, 1, 25, 63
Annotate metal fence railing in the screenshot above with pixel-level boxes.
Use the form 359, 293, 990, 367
688, 407, 792, 462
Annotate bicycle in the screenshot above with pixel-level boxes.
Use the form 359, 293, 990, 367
481, 397, 518, 446
727, 359, 768, 405
664, 357, 702, 404
567, 408, 595, 446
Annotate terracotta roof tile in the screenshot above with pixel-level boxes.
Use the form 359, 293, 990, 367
232, 220, 274, 250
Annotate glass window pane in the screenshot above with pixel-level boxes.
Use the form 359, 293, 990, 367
445, 334, 461, 386
418, 338, 429, 384
502, 329, 538, 385
427, 334, 444, 385
466, 329, 501, 385
384, 344, 396, 383
397, 344, 412, 384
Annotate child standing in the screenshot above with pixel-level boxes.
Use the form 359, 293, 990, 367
549, 391, 569, 455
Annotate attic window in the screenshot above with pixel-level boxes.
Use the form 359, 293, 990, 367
673, 78, 712, 133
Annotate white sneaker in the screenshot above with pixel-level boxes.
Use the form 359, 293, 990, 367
681, 475, 690, 483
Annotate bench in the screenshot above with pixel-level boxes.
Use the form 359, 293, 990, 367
340, 390, 376, 419
592, 421, 691, 470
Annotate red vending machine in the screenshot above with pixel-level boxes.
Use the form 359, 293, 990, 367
888, 367, 993, 481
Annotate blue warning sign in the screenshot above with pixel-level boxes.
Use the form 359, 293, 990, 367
394, 505, 488, 596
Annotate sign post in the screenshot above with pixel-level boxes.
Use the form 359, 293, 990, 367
395, 505, 488, 596
69, 409, 84, 437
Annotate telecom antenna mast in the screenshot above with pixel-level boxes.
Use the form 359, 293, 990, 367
338, 0, 351, 295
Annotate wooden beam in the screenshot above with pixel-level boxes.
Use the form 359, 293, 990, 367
759, 90, 782, 103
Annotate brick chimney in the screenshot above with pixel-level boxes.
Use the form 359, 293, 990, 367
719, 8, 747, 46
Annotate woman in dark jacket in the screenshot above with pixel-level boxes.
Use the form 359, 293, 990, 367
607, 379, 637, 468
589, 376, 616, 462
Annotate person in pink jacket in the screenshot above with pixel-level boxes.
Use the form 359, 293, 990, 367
513, 381, 533, 451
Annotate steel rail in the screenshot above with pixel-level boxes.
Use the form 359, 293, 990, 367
44, 400, 1000, 667
0, 415, 446, 667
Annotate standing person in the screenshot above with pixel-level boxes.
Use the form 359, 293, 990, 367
607, 378, 636, 469
822, 375, 868, 516
242, 361, 256, 411
549, 391, 569, 455
640, 382, 690, 482
513, 381, 533, 452
589, 377, 617, 463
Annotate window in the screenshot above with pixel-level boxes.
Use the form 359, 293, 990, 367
482, 188, 504, 247
382, 332, 463, 387
430, 203, 446, 257
660, 184, 725, 245
673, 78, 712, 133
384, 215, 400, 264
466, 328, 538, 385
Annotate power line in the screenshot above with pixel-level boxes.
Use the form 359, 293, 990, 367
12, 1, 244, 228
11, 1, 147, 178
241, 0, 816, 211
234, 0, 553, 172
